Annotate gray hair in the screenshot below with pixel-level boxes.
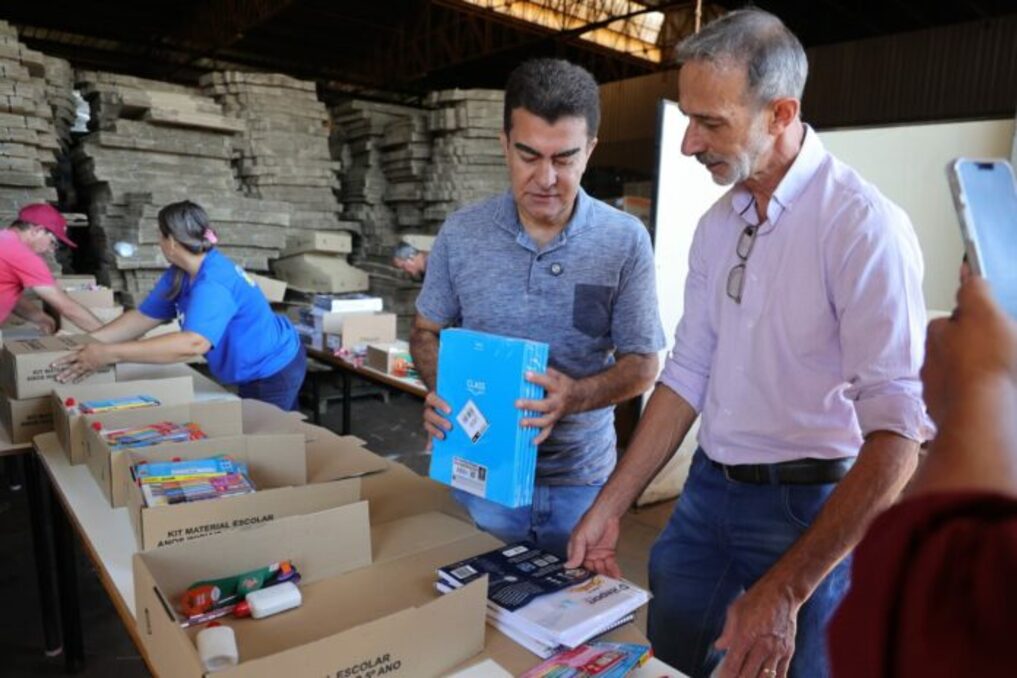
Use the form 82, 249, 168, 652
675, 9, 807, 105
392, 242, 419, 261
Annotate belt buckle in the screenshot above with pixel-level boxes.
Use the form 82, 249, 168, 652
722, 464, 734, 482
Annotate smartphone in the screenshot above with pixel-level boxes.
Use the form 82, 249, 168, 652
947, 158, 1017, 317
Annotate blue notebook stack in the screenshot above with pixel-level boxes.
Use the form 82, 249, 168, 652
429, 328, 549, 508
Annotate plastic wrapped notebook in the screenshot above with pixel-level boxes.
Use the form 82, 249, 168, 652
429, 328, 549, 508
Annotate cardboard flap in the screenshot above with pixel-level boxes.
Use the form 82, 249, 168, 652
305, 427, 388, 482
371, 512, 491, 564
53, 375, 195, 406
241, 398, 307, 434
133, 554, 207, 678
139, 502, 372, 600
220, 578, 487, 678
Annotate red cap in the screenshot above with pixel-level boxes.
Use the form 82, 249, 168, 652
233, 601, 251, 618
17, 203, 76, 249
91, 422, 102, 431
65, 398, 76, 407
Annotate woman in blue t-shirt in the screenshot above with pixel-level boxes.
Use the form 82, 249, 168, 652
54, 201, 306, 411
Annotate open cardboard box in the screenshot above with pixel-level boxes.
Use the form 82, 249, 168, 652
134, 504, 499, 678
52, 376, 196, 465
125, 433, 361, 550
84, 399, 243, 507
1, 335, 115, 399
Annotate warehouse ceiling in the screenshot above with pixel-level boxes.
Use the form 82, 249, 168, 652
4, 0, 1016, 102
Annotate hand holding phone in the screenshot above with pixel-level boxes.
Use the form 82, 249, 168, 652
948, 158, 1017, 318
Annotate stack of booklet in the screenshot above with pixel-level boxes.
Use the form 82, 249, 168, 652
132, 455, 255, 507
430, 328, 549, 508
436, 543, 650, 658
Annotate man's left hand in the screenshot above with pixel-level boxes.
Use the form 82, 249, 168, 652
52, 344, 112, 383
517, 367, 578, 445
715, 580, 801, 678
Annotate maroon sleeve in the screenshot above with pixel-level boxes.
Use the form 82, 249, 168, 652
829, 491, 1017, 678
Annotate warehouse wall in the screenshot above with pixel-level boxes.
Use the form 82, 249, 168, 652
819, 118, 1015, 312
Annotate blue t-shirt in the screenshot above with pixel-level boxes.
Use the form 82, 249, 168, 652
417, 189, 665, 485
139, 250, 300, 385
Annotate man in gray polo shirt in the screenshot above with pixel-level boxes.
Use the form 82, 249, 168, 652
411, 58, 665, 557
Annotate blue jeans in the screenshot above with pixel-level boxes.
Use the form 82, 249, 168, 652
647, 449, 851, 678
237, 344, 307, 412
452, 483, 602, 558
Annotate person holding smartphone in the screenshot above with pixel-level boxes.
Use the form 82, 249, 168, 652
829, 274, 1017, 677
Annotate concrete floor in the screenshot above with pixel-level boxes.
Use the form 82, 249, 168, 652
0, 386, 673, 677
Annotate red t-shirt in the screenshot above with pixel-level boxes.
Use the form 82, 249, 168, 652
0, 229, 54, 323
829, 491, 1017, 678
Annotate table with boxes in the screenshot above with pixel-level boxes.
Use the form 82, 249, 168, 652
17, 359, 670, 676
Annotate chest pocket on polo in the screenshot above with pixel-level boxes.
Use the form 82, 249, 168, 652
573, 284, 615, 338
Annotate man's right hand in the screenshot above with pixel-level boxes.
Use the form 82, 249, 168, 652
423, 391, 453, 442
565, 509, 623, 578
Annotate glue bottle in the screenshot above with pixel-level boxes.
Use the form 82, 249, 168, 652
233, 582, 302, 619
195, 621, 239, 672
64, 398, 79, 416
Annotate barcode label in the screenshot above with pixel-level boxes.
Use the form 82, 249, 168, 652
450, 565, 478, 580
456, 399, 489, 443
451, 457, 488, 496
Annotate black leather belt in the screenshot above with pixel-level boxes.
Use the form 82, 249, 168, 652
709, 456, 853, 485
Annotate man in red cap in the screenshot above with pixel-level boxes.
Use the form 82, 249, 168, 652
1, 203, 103, 333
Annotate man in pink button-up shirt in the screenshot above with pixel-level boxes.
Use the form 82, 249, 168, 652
567, 9, 929, 678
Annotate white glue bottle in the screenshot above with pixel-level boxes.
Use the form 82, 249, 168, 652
195, 622, 239, 672
233, 582, 302, 619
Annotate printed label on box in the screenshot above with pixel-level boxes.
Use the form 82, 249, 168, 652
456, 399, 489, 444
452, 457, 488, 497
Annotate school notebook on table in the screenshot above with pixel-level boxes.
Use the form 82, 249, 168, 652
429, 328, 549, 508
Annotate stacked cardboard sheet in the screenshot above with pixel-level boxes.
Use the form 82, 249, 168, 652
423, 89, 507, 226
200, 71, 357, 238
71, 70, 291, 306
0, 20, 60, 224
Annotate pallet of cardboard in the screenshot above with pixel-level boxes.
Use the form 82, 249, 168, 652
124, 433, 362, 550
281, 231, 353, 257
134, 504, 499, 677
271, 254, 369, 294
83, 399, 243, 507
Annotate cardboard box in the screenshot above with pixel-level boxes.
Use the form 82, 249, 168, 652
59, 305, 124, 334
246, 272, 287, 303
134, 505, 498, 678
53, 274, 97, 287
281, 231, 353, 257
365, 340, 412, 375
0, 391, 53, 444
65, 286, 116, 308
84, 399, 243, 507
52, 376, 195, 465
1, 335, 115, 399
125, 433, 362, 550
319, 312, 397, 351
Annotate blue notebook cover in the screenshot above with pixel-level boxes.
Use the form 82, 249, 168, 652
429, 328, 549, 507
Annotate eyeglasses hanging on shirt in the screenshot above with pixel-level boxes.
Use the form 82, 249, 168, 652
727, 198, 763, 304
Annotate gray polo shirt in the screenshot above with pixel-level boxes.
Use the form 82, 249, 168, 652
417, 188, 665, 485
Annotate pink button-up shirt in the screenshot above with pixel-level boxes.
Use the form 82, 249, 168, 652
660, 127, 931, 464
